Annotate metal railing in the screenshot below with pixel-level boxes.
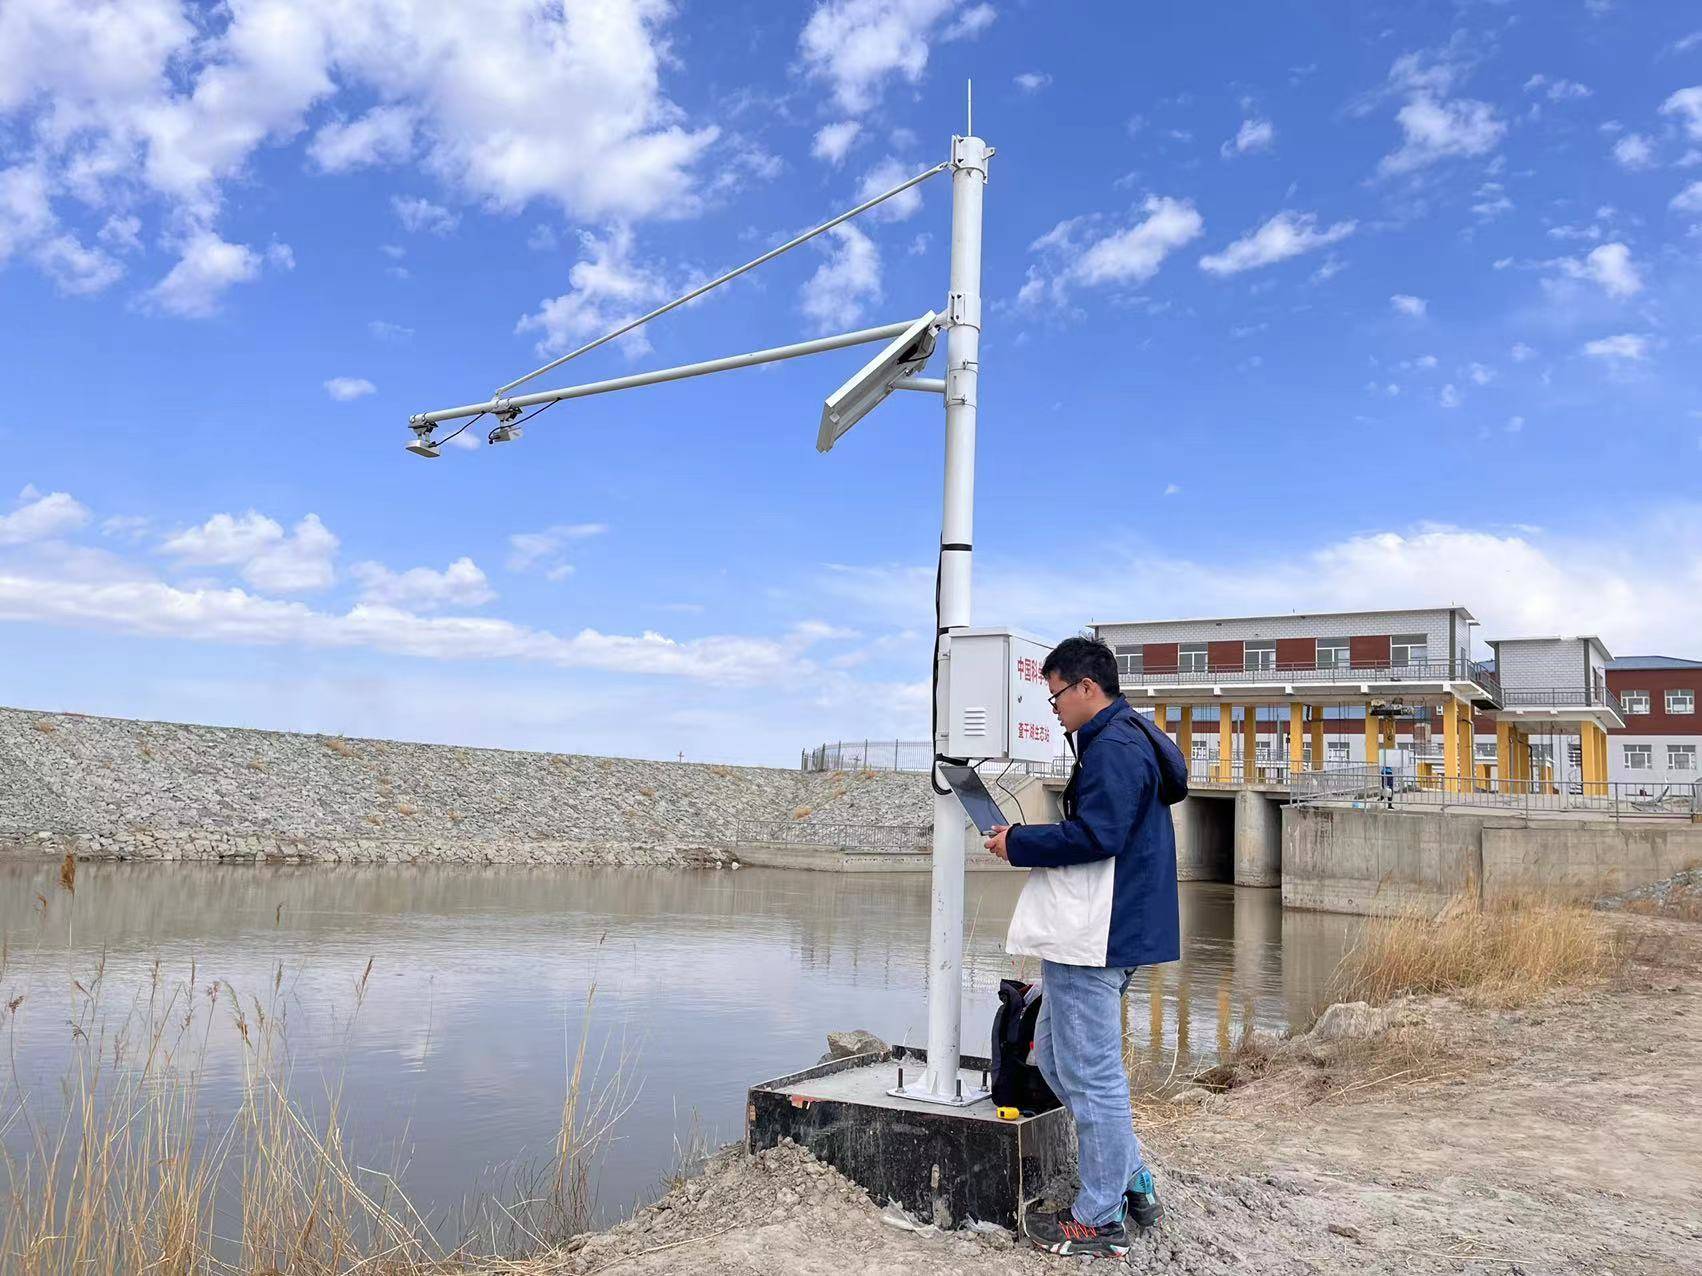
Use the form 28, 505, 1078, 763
1499, 686, 1624, 716
801, 740, 1067, 777
1290, 765, 1700, 821
1124, 659, 1503, 704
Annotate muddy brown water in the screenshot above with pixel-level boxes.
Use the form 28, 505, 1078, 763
0, 861, 1356, 1229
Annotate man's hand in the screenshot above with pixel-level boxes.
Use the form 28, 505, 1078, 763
984, 824, 1011, 861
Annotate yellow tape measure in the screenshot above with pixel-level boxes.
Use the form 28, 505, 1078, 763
996, 1106, 1020, 1121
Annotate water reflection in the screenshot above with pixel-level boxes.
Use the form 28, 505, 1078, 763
0, 861, 1355, 1225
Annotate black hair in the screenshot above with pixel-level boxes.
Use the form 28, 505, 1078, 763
1041, 634, 1121, 699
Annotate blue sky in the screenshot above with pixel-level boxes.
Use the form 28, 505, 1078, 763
2, 0, 1701, 764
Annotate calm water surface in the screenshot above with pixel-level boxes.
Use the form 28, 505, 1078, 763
0, 862, 1356, 1226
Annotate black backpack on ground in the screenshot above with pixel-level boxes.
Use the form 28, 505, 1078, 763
990, 979, 1060, 1112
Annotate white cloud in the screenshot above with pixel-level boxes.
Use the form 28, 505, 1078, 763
1558, 242, 1642, 298
0, 0, 720, 300
1439, 383, 1460, 409
34, 234, 123, 295
142, 232, 263, 317
1467, 362, 1495, 385
1582, 333, 1650, 361
820, 517, 1702, 663
308, 105, 415, 172
800, 223, 881, 332
798, 0, 991, 114
1014, 72, 1052, 94
1162, 483, 1181, 496
856, 156, 924, 220
0, 487, 90, 545
162, 511, 339, 593
350, 556, 494, 610
1023, 196, 1204, 305
811, 120, 862, 165
392, 195, 458, 235
507, 522, 607, 580
1220, 117, 1274, 159
324, 376, 377, 401
1612, 133, 1656, 170
0, 165, 54, 263
1380, 95, 1504, 175
1198, 211, 1354, 275
941, 2, 995, 40
516, 226, 671, 357
1523, 74, 1592, 101
1671, 181, 1702, 214
1390, 293, 1427, 317
1661, 87, 1702, 141
1510, 342, 1536, 362
1506, 415, 1525, 433
368, 319, 413, 341
97, 215, 143, 254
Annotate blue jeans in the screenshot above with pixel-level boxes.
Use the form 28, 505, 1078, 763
1033, 959, 1145, 1227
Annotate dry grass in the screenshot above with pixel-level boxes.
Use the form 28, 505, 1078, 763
1, 932, 635, 1275
792, 805, 812, 820
396, 803, 417, 818
706, 765, 732, 779
636, 786, 656, 799
31, 719, 55, 734
246, 757, 265, 772
324, 737, 356, 758
446, 810, 464, 824
1330, 897, 1620, 1009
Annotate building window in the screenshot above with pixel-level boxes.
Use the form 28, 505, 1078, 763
1475, 741, 1497, 759
1326, 741, 1350, 764
1178, 643, 1208, 675
1316, 638, 1349, 668
1244, 641, 1276, 672
1624, 744, 1652, 770
1621, 691, 1650, 715
1568, 743, 1582, 768
1390, 634, 1428, 667
1256, 741, 1273, 762
1668, 745, 1697, 772
1115, 645, 1143, 679
1191, 740, 1208, 762
1530, 743, 1553, 767
1666, 689, 1695, 715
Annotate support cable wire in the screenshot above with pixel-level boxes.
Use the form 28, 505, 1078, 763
493, 160, 952, 398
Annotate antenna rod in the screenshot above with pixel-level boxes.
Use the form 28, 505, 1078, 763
966, 79, 972, 136
492, 160, 950, 398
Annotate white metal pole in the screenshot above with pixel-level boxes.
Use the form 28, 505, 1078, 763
920, 133, 989, 1102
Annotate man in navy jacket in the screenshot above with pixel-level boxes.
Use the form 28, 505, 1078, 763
985, 635, 1181, 1258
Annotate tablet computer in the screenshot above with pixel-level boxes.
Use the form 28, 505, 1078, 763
938, 764, 1011, 836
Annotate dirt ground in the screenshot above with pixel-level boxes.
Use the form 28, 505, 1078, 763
498, 913, 1702, 1275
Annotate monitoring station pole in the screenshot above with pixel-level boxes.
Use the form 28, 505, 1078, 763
404, 124, 994, 1110
916, 133, 989, 1104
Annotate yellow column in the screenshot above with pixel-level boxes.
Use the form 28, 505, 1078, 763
1598, 724, 1611, 794
1154, 702, 1168, 733
1579, 723, 1598, 796
1216, 704, 1233, 783
1462, 709, 1476, 791
1364, 706, 1380, 773
1442, 697, 1460, 793
1496, 720, 1514, 794
1177, 706, 1193, 774
1309, 707, 1325, 770
1288, 703, 1305, 776
1243, 705, 1259, 782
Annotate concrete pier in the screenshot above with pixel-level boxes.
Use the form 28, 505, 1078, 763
1232, 790, 1282, 887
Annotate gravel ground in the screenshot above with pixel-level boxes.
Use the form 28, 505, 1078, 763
482, 913, 1702, 1276
1598, 868, 1702, 922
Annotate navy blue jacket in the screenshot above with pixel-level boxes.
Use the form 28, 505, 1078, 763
1003, 697, 1181, 968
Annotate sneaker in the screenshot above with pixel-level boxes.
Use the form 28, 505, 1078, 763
1022, 1205, 1130, 1257
1125, 1169, 1163, 1231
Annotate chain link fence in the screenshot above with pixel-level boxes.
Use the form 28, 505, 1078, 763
1290, 765, 1701, 821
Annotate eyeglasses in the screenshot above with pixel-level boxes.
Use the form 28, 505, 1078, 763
1047, 679, 1083, 709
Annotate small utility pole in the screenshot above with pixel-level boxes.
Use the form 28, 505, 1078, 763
917, 131, 989, 1103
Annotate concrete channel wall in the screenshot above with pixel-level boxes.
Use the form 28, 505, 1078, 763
1282, 804, 1702, 915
